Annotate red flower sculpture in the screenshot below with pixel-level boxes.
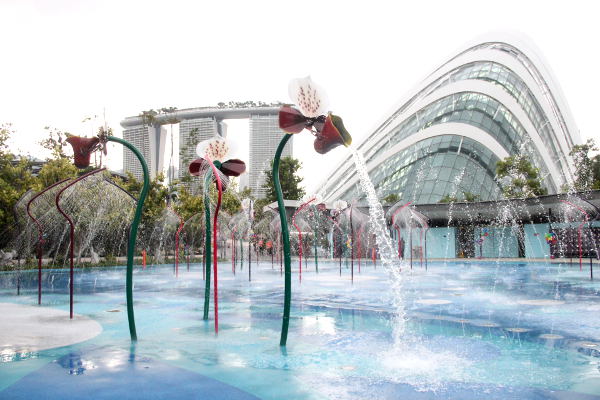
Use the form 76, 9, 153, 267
66, 136, 101, 169
189, 158, 246, 177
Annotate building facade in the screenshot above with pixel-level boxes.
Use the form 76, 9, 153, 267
249, 114, 293, 198
122, 124, 166, 181
318, 34, 580, 204
120, 105, 291, 197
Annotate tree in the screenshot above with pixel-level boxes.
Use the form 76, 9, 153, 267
0, 123, 39, 247
37, 158, 79, 187
174, 184, 204, 221
569, 138, 600, 191
113, 172, 169, 223
496, 156, 547, 198
261, 156, 305, 203
39, 126, 70, 159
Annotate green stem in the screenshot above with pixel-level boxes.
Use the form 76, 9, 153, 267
107, 136, 150, 341
203, 172, 212, 320
274, 134, 293, 347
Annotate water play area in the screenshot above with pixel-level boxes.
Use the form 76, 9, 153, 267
1, 259, 599, 399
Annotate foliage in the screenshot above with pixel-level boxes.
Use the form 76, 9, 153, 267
496, 156, 547, 198
39, 126, 70, 159
438, 192, 481, 203
382, 193, 400, 205
113, 172, 169, 223
178, 128, 200, 184
138, 107, 179, 127
568, 139, 600, 191
36, 158, 79, 187
463, 192, 481, 202
174, 184, 204, 221
219, 180, 242, 216
0, 124, 39, 247
253, 198, 272, 222
215, 101, 284, 109
262, 156, 305, 203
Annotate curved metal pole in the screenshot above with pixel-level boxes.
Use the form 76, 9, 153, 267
181, 212, 200, 271
325, 213, 341, 274
349, 206, 354, 282
292, 198, 315, 283
273, 134, 293, 347
172, 207, 184, 278
27, 178, 71, 305
56, 168, 106, 319
107, 136, 150, 341
207, 158, 223, 334
424, 227, 430, 271
357, 224, 366, 273
231, 229, 236, 274
202, 172, 212, 320
561, 200, 590, 271
312, 208, 319, 272
391, 202, 412, 263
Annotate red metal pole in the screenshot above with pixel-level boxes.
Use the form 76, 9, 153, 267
350, 206, 354, 283
396, 227, 402, 259
420, 228, 423, 268
56, 168, 106, 319
372, 245, 376, 268
560, 200, 590, 271
172, 208, 184, 278
391, 202, 412, 264
292, 198, 316, 283
26, 178, 71, 305
207, 159, 223, 334
231, 231, 235, 274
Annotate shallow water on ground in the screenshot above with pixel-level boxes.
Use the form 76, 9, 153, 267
1, 260, 600, 399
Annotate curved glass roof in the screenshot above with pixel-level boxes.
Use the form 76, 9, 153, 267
339, 135, 503, 204
319, 42, 576, 203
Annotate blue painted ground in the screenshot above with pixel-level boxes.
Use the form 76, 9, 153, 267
1, 260, 600, 399
1, 346, 259, 400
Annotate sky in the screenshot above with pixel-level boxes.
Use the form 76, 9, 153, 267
1, 0, 599, 193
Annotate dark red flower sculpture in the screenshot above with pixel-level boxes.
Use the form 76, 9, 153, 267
189, 158, 246, 177
66, 136, 101, 169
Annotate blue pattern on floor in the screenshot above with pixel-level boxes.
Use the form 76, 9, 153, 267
0, 346, 260, 400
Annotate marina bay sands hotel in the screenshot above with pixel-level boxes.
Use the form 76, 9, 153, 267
119, 105, 292, 198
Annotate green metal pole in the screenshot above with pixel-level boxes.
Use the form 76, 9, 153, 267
107, 136, 149, 341
274, 134, 293, 347
203, 172, 212, 320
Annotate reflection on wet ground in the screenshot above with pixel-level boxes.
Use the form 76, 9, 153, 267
0, 261, 599, 399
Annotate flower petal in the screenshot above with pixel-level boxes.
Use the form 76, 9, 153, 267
288, 76, 329, 118
313, 114, 352, 154
278, 106, 307, 134
220, 159, 246, 177
196, 137, 229, 162
188, 158, 209, 176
